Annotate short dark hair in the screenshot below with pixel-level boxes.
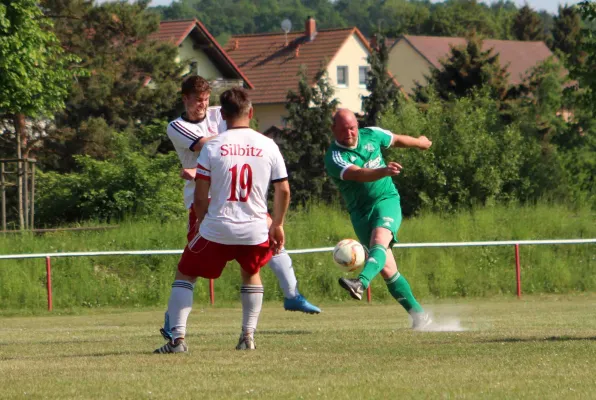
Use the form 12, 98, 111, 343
220, 88, 251, 119
181, 75, 211, 96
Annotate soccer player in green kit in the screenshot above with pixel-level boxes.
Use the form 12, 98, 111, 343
325, 109, 433, 329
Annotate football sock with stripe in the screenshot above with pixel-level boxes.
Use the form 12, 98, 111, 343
168, 280, 194, 341
358, 244, 387, 289
268, 248, 299, 298
385, 272, 424, 313
241, 285, 264, 334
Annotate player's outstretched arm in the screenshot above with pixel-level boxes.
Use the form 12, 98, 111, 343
391, 134, 432, 150
269, 180, 290, 254
193, 178, 210, 228
190, 136, 216, 152
342, 162, 402, 183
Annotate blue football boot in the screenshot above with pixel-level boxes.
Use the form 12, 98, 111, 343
159, 311, 173, 341
283, 294, 321, 314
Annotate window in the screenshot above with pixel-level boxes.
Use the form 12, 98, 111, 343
359, 66, 369, 87
337, 66, 348, 86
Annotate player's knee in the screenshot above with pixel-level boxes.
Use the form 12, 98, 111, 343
369, 228, 392, 248
175, 269, 197, 284
380, 263, 398, 279
241, 269, 261, 285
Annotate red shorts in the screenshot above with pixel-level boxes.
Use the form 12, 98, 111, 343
178, 234, 273, 279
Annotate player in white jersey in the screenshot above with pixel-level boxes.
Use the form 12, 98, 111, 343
154, 87, 289, 352
167, 106, 223, 239
160, 76, 320, 342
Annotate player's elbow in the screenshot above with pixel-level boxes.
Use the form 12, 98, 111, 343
275, 181, 290, 195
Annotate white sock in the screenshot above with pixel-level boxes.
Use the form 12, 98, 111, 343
268, 248, 298, 298
168, 280, 194, 340
240, 285, 264, 335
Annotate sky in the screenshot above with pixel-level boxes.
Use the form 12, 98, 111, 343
139, 0, 583, 15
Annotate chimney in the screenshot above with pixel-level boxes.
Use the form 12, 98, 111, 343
370, 34, 377, 50
295, 44, 300, 57
305, 16, 316, 41
232, 39, 239, 50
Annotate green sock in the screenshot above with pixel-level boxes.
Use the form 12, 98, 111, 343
385, 272, 424, 313
358, 244, 387, 289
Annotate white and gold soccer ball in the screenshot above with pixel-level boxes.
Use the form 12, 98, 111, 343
332, 239, 366, 273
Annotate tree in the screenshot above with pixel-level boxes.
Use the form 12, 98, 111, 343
278, 67, 338, 206
39, 0, 184, 171
512, 58, 569, 141
0, 0, 82, 156
489, 0, 518, 40
424, 0, 500, 38
512, 5, 546, 41
361, 32, 401, 127
416, 34, 510, 102
551, 4, 584, 67
572, 1, 596, 108
373, 0, 430, 37
334, 0, 376, 36
0, 0, 83, 228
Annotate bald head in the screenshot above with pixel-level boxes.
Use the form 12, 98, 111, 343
332, 108, 359, 147
333, 108, 357, 127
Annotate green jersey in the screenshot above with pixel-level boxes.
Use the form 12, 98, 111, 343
325, 127, 399, 215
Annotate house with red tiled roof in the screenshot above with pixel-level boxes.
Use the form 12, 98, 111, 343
225, 17, 375, 131
149, 19, 253, 90
388, 35, 554, 94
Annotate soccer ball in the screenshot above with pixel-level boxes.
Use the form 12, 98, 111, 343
332, 239, 366, 273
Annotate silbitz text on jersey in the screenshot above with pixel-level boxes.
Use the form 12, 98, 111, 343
220, 144, 264, 157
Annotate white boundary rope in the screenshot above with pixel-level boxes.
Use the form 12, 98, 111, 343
0, 238, 594, 259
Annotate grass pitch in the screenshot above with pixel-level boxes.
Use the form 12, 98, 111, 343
1, 295, 595, 399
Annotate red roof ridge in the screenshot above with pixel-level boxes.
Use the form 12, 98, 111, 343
225, 25, 406, 103
231, 27, 355, 38
152, 19, 254, 89
159, 18, 196, 22
403, 34, 547, 45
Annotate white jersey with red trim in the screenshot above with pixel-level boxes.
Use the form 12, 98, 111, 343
166, 107, 226, 209
196, 128, 288, 245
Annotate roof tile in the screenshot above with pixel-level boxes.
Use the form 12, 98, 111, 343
226, 28, 362, 104
148, 19, 196, 46
150, 20, 253, 88
401, 35, 554, 85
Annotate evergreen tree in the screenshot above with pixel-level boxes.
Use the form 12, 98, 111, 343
278, 67, 338, 206
512, 5, 546, 41
424, 0, 499, 38
573, 1, 596, 108
551, 4, 584, 67
39, 0, 184, 171
361, 32, 401, 127
416, 34, 510, 102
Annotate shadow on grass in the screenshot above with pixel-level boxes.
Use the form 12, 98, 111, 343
0, 338, 116, 347
258, 330, 313, 336
479, 336, 596, 343
0, 350, 148, 361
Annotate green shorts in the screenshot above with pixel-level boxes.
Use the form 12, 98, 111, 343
350, 197, 402, 249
